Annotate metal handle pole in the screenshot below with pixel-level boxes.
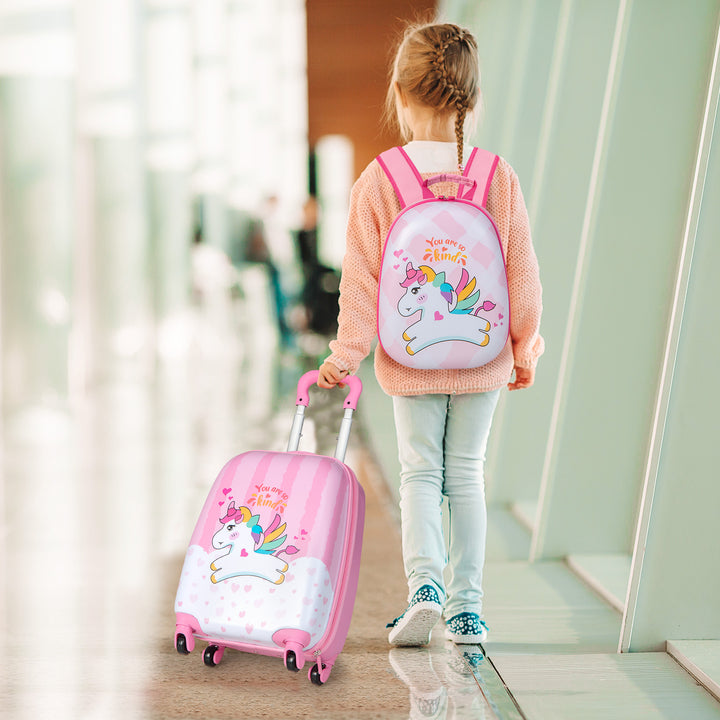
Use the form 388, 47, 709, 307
287, 405, 306, 452
334, 408, 354, 462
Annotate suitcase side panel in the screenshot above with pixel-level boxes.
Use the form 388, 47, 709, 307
307, 473, 365, 669
175, 450, 354, 650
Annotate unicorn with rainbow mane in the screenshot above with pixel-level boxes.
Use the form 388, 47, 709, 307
397, 262, 496, 356
209, 501, 299, 585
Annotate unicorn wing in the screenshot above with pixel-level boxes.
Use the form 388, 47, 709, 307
255, 514, 288, 553
263, 518, 287, 545
457, 276, 477, 302
452, 273, 479, 312
455, 268, 470, 295
453, 289, 481, 314
259, 534, 287, 553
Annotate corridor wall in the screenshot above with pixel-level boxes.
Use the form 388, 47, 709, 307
443, 0, 720, 655
471, 0, 623, 513
621, 44, 720, 653
532, 0, 719, 563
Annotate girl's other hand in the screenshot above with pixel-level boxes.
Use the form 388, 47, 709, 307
508, 365, 535, 391
318, 361, 349, 389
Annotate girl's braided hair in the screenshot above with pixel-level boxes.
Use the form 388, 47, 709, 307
386, 22, 480, 170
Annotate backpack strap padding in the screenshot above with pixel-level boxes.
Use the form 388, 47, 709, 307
377, 145, 499, 209
459, 147, 499, 207
376, 146, 435, 209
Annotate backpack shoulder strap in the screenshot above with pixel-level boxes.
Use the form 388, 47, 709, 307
376, 146, 435, 209
459, 147, 499, 207
377, 145, 499, 209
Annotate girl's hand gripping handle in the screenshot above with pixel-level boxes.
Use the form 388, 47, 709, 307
290, 370, 363, 460
296, 370, 363, 409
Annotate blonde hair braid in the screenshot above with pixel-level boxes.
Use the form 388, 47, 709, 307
432, 29, 472, 168
387, 23, 480, 171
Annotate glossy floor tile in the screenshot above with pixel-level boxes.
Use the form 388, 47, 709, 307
491, 652, 720, 720
482, 561, 622, 655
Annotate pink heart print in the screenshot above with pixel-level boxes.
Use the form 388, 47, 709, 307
434, 311, 444, 321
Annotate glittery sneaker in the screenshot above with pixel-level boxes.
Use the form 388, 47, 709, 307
444, 612, 489, 644
387, 585, 443, 647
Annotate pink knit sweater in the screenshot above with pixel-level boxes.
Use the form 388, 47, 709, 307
326, 149, 544, 396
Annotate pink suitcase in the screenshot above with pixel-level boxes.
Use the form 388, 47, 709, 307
174, 370, 364, 685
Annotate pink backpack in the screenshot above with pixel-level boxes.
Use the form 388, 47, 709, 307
376, 146, 510, 370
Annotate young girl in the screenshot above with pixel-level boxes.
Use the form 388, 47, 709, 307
318, 22, 543, 646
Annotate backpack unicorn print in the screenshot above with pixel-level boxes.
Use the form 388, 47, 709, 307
376, 146, 510, 370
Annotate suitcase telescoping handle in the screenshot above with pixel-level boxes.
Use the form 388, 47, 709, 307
287, 370, 363, 462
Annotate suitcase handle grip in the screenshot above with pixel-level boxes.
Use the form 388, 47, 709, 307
290, 371, 363, 460
295, 370, 362, 410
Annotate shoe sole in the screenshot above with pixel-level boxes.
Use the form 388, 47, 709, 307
444, 628, 488, 644
388, 602, 442, 647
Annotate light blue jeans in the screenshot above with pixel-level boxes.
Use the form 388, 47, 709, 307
392, 390, 501, 620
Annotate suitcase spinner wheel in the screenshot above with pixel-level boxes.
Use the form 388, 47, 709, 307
174, 371, 364, 686
203, 644, 225, 667
175, 633, 190, 655
310, 662, 329, 685
285, 650, 300, 672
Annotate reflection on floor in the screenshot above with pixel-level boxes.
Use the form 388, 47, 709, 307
2, 308, 720, 718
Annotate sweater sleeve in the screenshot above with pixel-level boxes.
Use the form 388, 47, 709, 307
325, 166, 386, 374
505, 168, 545, 368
